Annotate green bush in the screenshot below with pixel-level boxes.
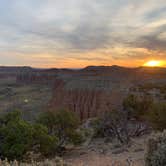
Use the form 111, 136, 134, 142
0, 110, 22, 124
0, 109, 83, 160
37, 110, 83, 148
123, 94, 138, 118
123, 94, 153, 119
32, 124, 58, 156
0, 111, 34, 160
146, 102, 166, 131
145, 130, 166, 166
0, 111, 58, 160
90, 118, 106, 138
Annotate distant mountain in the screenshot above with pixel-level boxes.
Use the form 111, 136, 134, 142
81, 65, 166, 76
82, 65, 166, 72
0, 66, 34, 72
82, 65, 127, 70
1, 65, 166, 75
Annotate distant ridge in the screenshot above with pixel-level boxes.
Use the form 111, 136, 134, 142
82, 65, 166, 72
0, 66, 35, 73
0, 65, 166, 74
82, 65, 131, 70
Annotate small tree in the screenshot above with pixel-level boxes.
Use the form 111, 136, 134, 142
0, 111, 34, 160
37, 110, 83, 148
0, 111, 58, 160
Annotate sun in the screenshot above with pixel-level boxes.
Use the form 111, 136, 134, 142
143, 60, 165, 67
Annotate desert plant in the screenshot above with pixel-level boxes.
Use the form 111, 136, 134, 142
0, 110, 21, 125
0, 157, 70, 166
123, 94, 138, 118
90, 117, 106, 138
0, 111, 34, 160
37, 110, 83, 148
90, 110, 130, 144
123, 94, 153, 120
145, 130, 166, 166
32, 124, 58, 156
0, 111, 58, 160
146, 102, 166, 131
103, 110, 130, 143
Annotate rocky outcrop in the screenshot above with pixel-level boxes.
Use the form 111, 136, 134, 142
50, 80, 107, 120
49, 78, 126, 120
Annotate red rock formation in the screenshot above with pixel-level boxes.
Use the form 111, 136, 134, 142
50, 80, 106, 120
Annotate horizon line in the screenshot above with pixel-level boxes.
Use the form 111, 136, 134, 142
0, 64, 166, 70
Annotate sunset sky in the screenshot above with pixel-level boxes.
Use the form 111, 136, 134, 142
0, 0, 165, 68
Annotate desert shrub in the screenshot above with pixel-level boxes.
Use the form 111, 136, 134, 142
36, 111, 55, 134
123, 94, 153, 119
90, 118, 106, 138
0, 110, 21, 124
145, 130, 166, 166
90, 110, 130, 144
78, 127, 92, 143
67, 129, 83, 145
0, 111, 58, 160
103, 110, 130, 143
32, 124, 58, 156
37, 110, 83, 148
0, 111, 34, 160
123, 94, 138, 118
146, 102, 166, 131
0, 157, 70, 166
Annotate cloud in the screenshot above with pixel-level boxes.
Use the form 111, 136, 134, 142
0, 0, 165, 67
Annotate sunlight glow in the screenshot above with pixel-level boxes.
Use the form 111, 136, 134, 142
143, 60, 165, 67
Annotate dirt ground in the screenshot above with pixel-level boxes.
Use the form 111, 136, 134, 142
64, 135, 148, 166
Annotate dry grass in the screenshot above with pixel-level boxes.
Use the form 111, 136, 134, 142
0, 157, 70, 166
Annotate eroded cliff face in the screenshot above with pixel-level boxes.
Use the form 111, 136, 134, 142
49, 79, 125, 120
51, 88, 104, 120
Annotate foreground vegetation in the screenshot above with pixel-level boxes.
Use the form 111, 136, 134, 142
0, 110, 82, 161
1, 94, 166, 165
0, 157, 69, 166
90, 94, 166, 166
